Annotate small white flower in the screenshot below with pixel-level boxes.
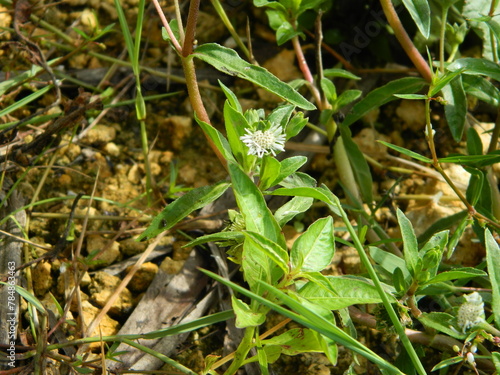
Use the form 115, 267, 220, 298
466, 351, 475, 366
240, 123, 286, 158
457, 292, 485, 333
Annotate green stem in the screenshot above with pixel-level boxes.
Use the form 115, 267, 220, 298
210, 0, 250, 59
223, 326, 256, 375
334, 197, 427, 375
379, 0, 432, 82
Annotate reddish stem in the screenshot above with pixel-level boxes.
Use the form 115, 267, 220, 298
379, 0, 432, 82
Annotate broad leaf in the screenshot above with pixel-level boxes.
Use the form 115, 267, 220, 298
193, 43, 315, 110
229, 162, 284, 245
402, 0, 430, 38
274, 196, 314, 227
299, 276, 395, 309
291, 216, 334, 272
243, 231, 289, 274
137, 182, 231, 240
447, 57, 500, 81
441, 76, 467, 142
397, 209, 419, 277
418, 312, 465, 339
195, 114, 235, 163
261, 328, 323, 355
232, 296, 266, 328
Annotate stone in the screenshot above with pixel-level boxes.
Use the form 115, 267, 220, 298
88, 271, 133, 317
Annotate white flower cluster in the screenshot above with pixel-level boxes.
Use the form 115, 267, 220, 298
240, 123, 286, 158
457, 292, 485, 333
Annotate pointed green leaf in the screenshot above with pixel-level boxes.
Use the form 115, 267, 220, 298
243, 231, 289, 274
402, 0, 430, 38
378, 141, 432, 163
442, 76, 467, 142
397, 209, 419, 277
423, 267, 487, 285
291, 216, 334, 272
137, 181, 231, 240
261, 328, 323, 355
274, 196, 314, 227
447, 57, 500, 81
232, 296, 266, 328
229, 162, 283, 245
193, 43, 315, 110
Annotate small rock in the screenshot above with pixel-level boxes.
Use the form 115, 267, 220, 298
120, 237, 147, 257
86, 234, 121, 268
83, 124, 117, 145
80, 300, 120, 350
127, 164, 142, 184
104, 142, 120, 157
396, 100, 426, 132
160, 257, 185, 275
33, 262, 52, 296
127, 262, 159, 292
88, 271, 133, 317
352, 127, 389, 159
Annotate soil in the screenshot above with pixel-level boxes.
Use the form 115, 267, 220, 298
0, 1, 497, 374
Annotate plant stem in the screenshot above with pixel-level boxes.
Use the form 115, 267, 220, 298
379, 0, 432, 82
223, 326, 256, 375
335, 198, 427, 375
291, 35, 322, 105
152, 0, 182, 54
182, 0, 201, 57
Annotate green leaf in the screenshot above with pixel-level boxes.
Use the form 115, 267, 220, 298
269, 185, 342, 216
438, 152, 500, 167
263, 156, 308, 189
0, 84, 53, 117
261, 328, 323, 355
431, 356, 465, 371
340, 125, 373, 204
418, 312, 465, 339
419, 230, 448, 279
441, 76, 467, 142
243, 231, 289, 274
298, 276, 395, 309
402, 0, 430, 38
369, 246, 411, 281
260, 156, 282, 191
274, 196, 314, 227
423, 267, 487, 285
447, 57, 500, 81
465, 167, 484, 206
195, 114, 235, 163
323, 68, 361, 80
267, 103, 295, 128
462, 75, 500, 107
342, 77, 427, 127
485, 228, 500, 329
184, 232, 244, 248
429, 69, 464, 97
393, 94, 428, 100
466, 127, 484, 156
291, 216, 334, 272
334, 89, 362, 110
285, 112, 308, 139
200, 269, 405, 374
219, 80, 242, 111
397, 209, 419, 277
0, 282, 47, 314
229, 162, 284, 245
224, 101, 251, 168
378, 141, 432, 163
492, 352, 500, 373
193, 43, 315, 110
232, 296, 266, 328
137, 181, 231, 240
321, 78, 337, 103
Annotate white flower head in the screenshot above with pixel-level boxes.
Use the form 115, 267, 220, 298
457, 292, 485, 333
240, 122, 286, 158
